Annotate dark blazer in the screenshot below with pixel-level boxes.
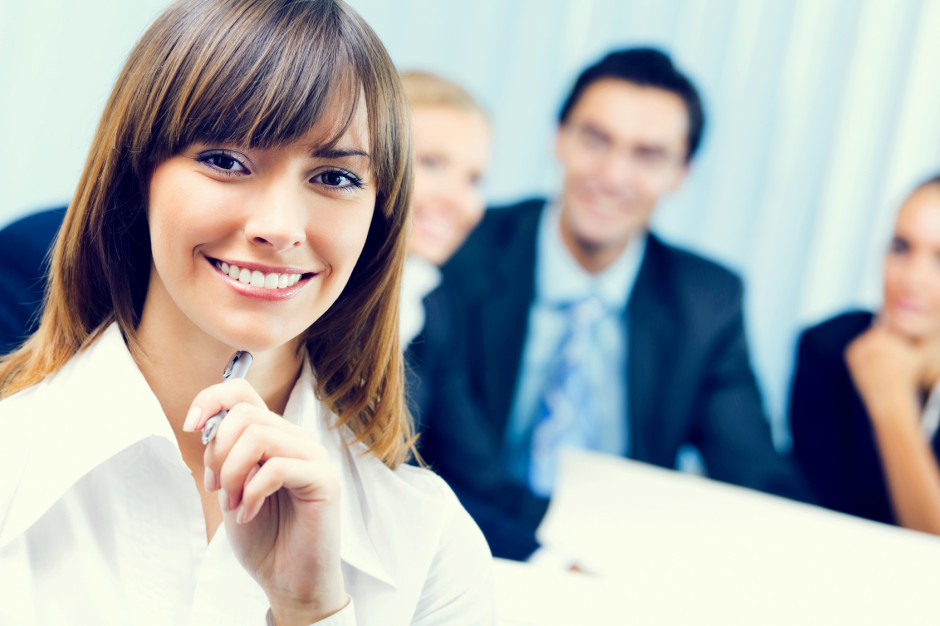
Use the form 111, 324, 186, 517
409, 198, 808, 559
789, 311, 940, 524
0, 206, 66, 355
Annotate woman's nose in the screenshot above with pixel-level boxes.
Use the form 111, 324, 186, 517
244, 185, 307, 252
437, 174, 478, 217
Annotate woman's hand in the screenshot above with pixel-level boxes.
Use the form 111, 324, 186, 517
844, 318, 940, 534
917, 335, 940, 391
845, 322, 921, 423
184, 379, 348, 625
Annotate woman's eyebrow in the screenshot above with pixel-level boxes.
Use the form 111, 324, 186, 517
311, 147, 371, 161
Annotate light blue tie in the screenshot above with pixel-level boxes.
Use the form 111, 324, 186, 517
528, 296, 605, 497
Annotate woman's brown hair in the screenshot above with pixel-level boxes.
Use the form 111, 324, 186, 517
0, 0, 416, 468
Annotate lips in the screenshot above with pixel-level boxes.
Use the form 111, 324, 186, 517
890, 298, 925, 315
209, 257, 311, 290
413, 211, 458, 244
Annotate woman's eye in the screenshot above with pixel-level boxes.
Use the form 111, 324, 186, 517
418, 155, 443, 170
196, 151, 249, 175
313, 169, 363, 190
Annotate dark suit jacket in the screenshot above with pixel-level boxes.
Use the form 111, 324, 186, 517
789, 311, 940, 524
0, 206, 66, 355
409, 198, 808, 559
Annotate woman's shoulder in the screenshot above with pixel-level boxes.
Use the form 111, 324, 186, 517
0, 369, 58, 445
386, 463, 495, 620
0, 372, 76, 547
338, 449, 494, 616
798, 310, 874, 356
363, 454, 470, 519
350, 452, 489, 551
393, 463, 480, 524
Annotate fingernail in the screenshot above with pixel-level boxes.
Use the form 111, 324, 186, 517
204, 467, 217, 492
183, 406, 202, 432
219, 489, 232, 512
236, 504, 247, 524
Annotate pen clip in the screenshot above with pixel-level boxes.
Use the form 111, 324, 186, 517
223, 351, 253, 380
202, 350, 254, 445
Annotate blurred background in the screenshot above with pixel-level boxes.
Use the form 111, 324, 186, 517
2, 0, 939, 444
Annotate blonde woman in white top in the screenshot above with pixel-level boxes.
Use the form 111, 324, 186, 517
398, 71, 491, 347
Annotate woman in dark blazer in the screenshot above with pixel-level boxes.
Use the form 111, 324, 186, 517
790, 174, 940, 533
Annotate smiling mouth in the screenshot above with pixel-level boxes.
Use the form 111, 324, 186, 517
211, 259, 312, 290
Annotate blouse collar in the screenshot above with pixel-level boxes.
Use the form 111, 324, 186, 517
0, 323, 434, 589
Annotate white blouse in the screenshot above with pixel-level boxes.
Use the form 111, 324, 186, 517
399, 255, 442, 349
0, 324, 494, 625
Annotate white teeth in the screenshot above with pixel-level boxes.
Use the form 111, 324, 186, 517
215, 261, 304, 289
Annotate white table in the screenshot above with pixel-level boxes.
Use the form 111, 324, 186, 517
493, 450, 940, 625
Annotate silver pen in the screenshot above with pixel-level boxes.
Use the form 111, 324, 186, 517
201, 350, 254, 445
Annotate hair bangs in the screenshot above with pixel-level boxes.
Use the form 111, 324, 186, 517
148, 0, 364, 158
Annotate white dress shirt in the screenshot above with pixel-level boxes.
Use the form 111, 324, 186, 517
0, 324, 494, 625
504, 201, 647, 484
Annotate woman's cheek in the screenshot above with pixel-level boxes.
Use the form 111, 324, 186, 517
316, 210, 373, 269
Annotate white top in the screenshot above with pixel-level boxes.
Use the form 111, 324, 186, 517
922, 379, 940, 442
399, 255, 442, 349
0, 324, 494, 625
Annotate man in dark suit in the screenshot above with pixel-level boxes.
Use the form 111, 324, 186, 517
0, 206, 66, 355
408, 48, 808, 560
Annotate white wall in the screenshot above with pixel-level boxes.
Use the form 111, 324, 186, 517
0, 0, 169, 223
2, 0, 939, 439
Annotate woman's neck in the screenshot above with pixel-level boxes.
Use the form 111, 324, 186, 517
131, 318, 304, 468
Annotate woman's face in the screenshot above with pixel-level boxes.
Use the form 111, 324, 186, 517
143, 104, 376, 354
883, 184, 940, 341
409, 105, 490, 266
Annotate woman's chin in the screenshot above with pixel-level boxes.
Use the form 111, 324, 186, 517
411, 243, 453, 267
205, 325, 305, 356
886, 317, 938, 343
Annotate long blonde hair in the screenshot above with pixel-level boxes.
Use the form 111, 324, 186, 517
0, 0, 416, 468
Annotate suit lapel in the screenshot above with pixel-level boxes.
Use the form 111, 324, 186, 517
627, 236, 680, 462
476, 202, 542, 438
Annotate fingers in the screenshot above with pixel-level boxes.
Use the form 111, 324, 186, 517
186, 376, 338, 530
182, 378, 266, 433
234, 456, 341, 524
202, 402, 333, 523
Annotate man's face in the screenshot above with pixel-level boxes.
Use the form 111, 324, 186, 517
555, 79, 690, 269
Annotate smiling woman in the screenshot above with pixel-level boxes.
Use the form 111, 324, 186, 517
790, 174, 940, 537
0, 1, 493, 624
396, 70, 491, 347
144, 123, 378, 355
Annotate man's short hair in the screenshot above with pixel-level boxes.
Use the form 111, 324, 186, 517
558, 47, 705, 162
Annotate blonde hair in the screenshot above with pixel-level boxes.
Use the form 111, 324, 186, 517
0, 0, 416, 468
400, 70, 489, 121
